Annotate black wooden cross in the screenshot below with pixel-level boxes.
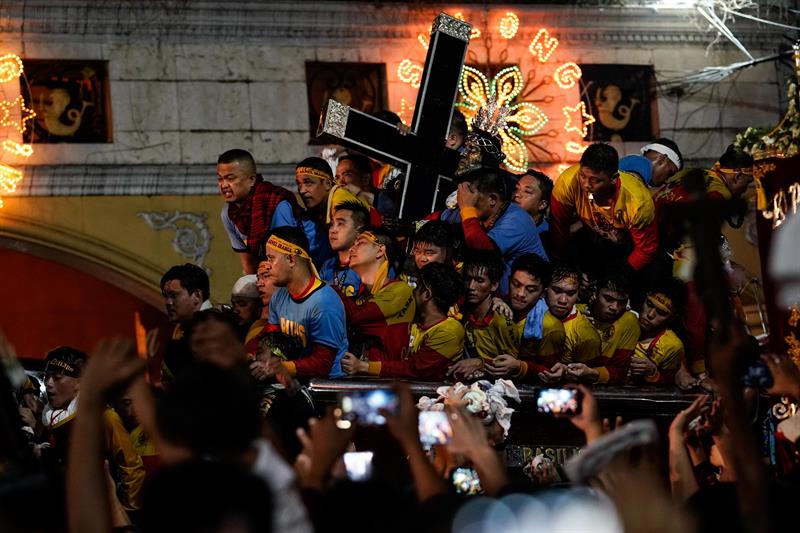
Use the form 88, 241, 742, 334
316, 12, 471, 221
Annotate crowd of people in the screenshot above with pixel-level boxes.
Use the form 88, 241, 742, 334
2, 105, 798, 533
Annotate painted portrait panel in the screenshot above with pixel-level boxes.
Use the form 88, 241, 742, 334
21, 60, 112, 143
579, 64, 658, 143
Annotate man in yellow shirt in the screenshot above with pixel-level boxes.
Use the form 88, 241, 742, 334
566, 271, 639, 385
448, 251, 519, 380
543, 263, 602, 384
550, 143, 658, 274
344, 263, 464, 380
486, 254, 565, 381
628, 279, 686, 385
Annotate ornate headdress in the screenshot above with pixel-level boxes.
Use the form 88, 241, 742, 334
455, 99, 509, 177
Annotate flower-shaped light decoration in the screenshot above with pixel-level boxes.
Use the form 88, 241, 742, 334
397, 11, 595, 173
456, 65, 548, 172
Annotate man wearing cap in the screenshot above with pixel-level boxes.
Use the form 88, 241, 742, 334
628, 279, 686, 385
263, 226, 349, 378
41, 346, 145, 512
550, 143, 658, 275
217, 149, 302, 275
337, 227, 415, 363
640, 138, 683, 188
230, 275, 262, 342
295, 156, 372, 267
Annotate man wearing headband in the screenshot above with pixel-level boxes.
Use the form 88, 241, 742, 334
217, 149, 302, 274
543, 263, 602, 384
320, 200, 370, 297
295, 156, 370, 267
550, 143, 658, 274
263, 226, 349, 378
41, 346, 145, 511
640, 138, 683, 187
629, 279, 686, 385
244, 260, 279, 359
440, 166, 547, 297
486, 254, 565, 382
345, 262, 464, 380
338, 227, 415, 370
565, 270, 639, 385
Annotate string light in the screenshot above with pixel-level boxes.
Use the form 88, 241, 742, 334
453, 12, 481, 39
2, 139, 33, 157
491, 66, 524, 105
562, 102, 595, 138
397, 59, 423, 89
565, 141, 587, 154
0, 53, 23, 83
0, 95, 36, 134
554, 62, 582, 89
508, 102, 548, 136
529, 28, 559, 63
418, 33, 429, 50
499, 12, 520, 40
398, 98, 414, 126
0, 163, 23, 208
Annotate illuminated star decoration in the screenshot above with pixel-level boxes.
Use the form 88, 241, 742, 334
0, 53, 35, 208
457, 65, 549, 172
562, 102, 595, 138
0, 95, 35, 135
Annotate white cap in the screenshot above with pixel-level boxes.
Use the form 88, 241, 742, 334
769, 212, 800, 308
232, 275, 259, 299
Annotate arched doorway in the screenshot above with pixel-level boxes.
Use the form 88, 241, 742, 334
0, 243, 165, 360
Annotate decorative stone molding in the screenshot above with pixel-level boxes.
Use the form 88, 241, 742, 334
137, 210, 212, 272
12, 164, 296, 196
0, 1, 784, 47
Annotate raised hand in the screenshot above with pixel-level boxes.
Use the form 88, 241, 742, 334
80, 338, 145, 405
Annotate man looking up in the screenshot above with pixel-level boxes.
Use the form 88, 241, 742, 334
550, 143, 658, 275
566, 271, 639, 385
628, 279, 686, 385
337, 227, 415, 363
320, 200, 370, 297
448, 250, 519, 380
343, 262, 464, 380
545, 264, 602, 372
217, 149, 301, 274
295, 156, 370, 267
487, 254, 564, 381
160, 263, 211, 380
446, 109, 468, 151
441, 166, 547, 296
264, 226, 349, 379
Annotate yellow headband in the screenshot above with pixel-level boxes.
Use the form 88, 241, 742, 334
266, 235, 319, 278
356, 231, 390, 291
714, 162, 753, 176
647, 293, 674, 315
295, 166, 334, 183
